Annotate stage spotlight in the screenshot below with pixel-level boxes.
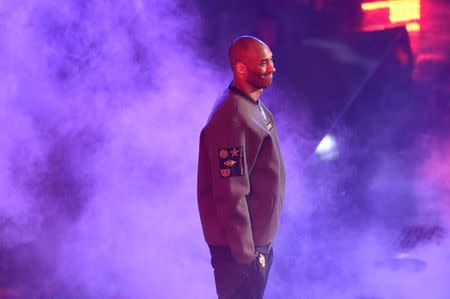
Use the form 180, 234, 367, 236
315, 134, 338, 160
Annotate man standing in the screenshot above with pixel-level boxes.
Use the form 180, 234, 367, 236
197, 35, 286, 299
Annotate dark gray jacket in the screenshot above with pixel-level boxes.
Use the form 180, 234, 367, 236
197, 85, 285, 263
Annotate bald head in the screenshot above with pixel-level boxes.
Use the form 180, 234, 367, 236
227, 35, 276, 92
228, 35, 268, 69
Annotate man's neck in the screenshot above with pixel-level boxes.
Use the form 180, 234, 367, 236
233, 81, 262, 102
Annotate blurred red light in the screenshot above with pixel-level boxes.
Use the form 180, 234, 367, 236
361, 0, 421, 32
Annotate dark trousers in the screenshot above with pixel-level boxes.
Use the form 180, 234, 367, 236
209, 246, 273, 299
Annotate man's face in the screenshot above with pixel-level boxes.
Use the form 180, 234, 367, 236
244, 45, 276, 90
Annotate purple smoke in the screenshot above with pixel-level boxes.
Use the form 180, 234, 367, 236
1, 1, 223, 297
1, 1, 449, 299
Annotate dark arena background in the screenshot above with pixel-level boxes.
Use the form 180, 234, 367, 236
0, 0, 449, 298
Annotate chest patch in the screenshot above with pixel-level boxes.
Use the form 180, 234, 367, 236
218, 146, 244, 177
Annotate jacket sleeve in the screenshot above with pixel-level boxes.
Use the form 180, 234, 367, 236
205, 119, 262, 263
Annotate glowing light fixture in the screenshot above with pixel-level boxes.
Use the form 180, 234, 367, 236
389, 0, 420, 23
361, 1, 390, 11
361, 0, 421, 32
405, 22, 421, 32
362, 0, 420, 22
315, 134, 338, 160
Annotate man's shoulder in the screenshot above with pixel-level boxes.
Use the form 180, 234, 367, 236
212, 89, 262, 119
206, 90, 240, 125
203, 87, 267, 133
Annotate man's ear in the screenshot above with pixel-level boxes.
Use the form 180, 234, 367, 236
235, 62, 247, 74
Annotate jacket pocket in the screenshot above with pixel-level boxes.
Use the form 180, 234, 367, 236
250, 191, 277, 229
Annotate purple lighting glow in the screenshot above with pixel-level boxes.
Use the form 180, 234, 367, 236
1, 1, 449, 298
1, 0, 224, 297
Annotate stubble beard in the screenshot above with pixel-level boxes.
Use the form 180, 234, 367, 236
248, 73, 273, 90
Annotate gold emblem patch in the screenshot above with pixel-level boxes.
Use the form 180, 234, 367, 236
224, 160, 236, 167
219, 149, 228, 158
218, 147, 244, 178
220, 169, 231, 177
231, 148, 239, 156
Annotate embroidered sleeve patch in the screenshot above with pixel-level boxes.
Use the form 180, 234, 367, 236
218, 146, 244, 178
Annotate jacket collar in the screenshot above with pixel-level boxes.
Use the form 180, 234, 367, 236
228, 82, 259, 105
